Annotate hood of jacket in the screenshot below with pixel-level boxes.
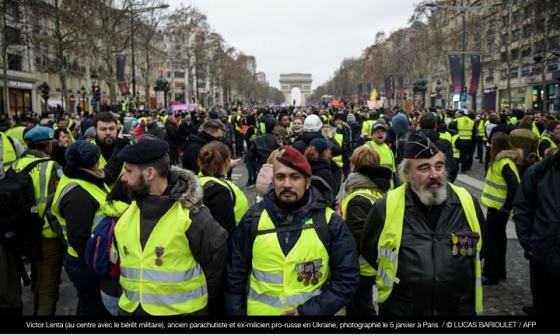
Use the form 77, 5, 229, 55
518, 115, 533, 130
168, 166, 203, 212
392, 114, 409, 135
419, 128, 441, 141
300, 131, 324, 144
184, 131, 215, 148
308, 158, 331, 174
496, 148, 522, 165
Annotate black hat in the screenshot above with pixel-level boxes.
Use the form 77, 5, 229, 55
403, 133, 440, 159
118, 137, 169, 163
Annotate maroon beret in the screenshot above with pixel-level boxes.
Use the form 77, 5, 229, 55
276, 146, 312, 177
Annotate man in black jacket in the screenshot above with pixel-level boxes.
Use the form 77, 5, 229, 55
513, 151, 560, 316
165, 115, 180, 166
418, 112, 458, 183
361, 134, 487, 315
146, 114, 164, 140
247, 118, 283, 173
488, 113, 516, 146
178, 115, 197, 148
226, 146, 359, 315
181, 120, 224, 174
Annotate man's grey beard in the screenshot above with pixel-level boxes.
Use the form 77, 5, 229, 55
409, 176, 448, 206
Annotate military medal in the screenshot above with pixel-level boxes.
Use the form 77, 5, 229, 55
311, 278, 319, 285
155, 246, 164, 266
452, 234, 459, 256
467, 237, 473, 256
315, 271, 323, 279
460, 236, 467, 256
123, 246, 129, 256
303, 279, 310, 286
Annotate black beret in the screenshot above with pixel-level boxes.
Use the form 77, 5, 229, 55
118, 138, 169, 163
403, 133, 440, 159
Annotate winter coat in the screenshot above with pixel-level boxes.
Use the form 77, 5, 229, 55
178, 121, 198, 145
146, 122, 164, 141
225, 177, 360, 315
418, 129, 458, 183
509, 116, 539, 166
247, 133, 281, 172
361, 183, 487, 315
488, 121, 516, 145
395, 130, 411, 167
117, 167, 228, 316
256, 163, 273, 197
513, 151, 560, 276
165, 120, 180, 149
293, 131, 342, 157
308, 158, 339, 196
181, 131, 220, 174
348, 121, 361, 145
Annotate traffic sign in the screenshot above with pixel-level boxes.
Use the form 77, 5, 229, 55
460, 94, 467, 102
91, 99, 97, 107
69, 94, 76, 104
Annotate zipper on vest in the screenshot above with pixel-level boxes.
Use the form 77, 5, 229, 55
285, 234, 289, 255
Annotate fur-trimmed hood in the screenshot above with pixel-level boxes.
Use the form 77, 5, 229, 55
496, 149, 522, 165
169, 166, 203, 213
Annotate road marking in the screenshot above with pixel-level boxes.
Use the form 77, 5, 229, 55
455, 174, 517, 239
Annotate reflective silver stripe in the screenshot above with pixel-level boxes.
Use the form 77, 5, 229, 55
57, 182, 79, 214
248, 287, 285, 309
93, 214, 105, 225
12, 159, 19, 168
475, 277, 482, 288
253, 269, 283, 285
378, 248, 398, 264
123, 288, 140, 302
475, 250, 481, 261
141, 284, 207, 305
482, 192, 505, 204
485, 180, 507, 191
109, 249, 119, 263
61, 225, 67, 232
37, 162, 49, 205
357, 194, 377, 204
121, 267, 141, 280
381, 164, 393, 169
377, 268, 393, 288
359, 255, 370, 265
142, 265, 204, 283
286, 287, 322, 306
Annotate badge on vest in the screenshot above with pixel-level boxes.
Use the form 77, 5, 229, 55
155, 246, 164, 266
123, 246, 129, 256
451, 233, 480, 256
295, 259, 323, 286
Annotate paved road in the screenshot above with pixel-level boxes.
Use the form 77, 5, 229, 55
21, 147, 532, 316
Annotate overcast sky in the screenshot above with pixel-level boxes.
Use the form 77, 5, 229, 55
167, 0, 417, 91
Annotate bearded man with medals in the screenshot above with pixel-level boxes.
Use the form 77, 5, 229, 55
226, 146, 359, 316
361, 133, 488, 316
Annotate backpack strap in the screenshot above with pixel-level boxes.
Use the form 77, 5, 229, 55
311, 209, 332, 253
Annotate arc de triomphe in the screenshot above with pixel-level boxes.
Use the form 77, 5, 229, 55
279, 73, 312, 105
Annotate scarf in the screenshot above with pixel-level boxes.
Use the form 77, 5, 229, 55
78, 167, 105, 180
546, 132, 560, 146
336, 172, 384, 206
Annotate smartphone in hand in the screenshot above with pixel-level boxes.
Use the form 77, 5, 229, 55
123, 117, 134, 136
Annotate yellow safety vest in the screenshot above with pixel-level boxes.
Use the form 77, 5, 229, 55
361, 120, 377, 139
532, 122, 542, 138
5, 126, 27, 149
235, 115, 241, 132
481, 157, 519, 214
538, 136, 558, 160
364, 141, 395, 190
339, 189, 383, 277
332, 134, 343, 168
452, 134, 461, 159
458, 117, 474, 140
440, 131, 452, 143
115, 201, 208, 315
1, 132, 18, 172
13, 156, 57, 239
91, 140, 125, 189
247, 208, 333, 315
103, 200, 129, 266
376, 183, 483, 313
52, 176, 110, 258
477, 120, 488, 141
199, 175, 249, 224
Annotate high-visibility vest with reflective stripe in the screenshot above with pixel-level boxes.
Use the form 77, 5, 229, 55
439, 131, 452, 144
538, 136, 558, 160
376, 183, 483, 313
1, 132, 17, 172
458, 117, 474, 140
481, 157, 519, 213
444, 117, 452, 125
532, 122, 542, 138
339, 189, 383, 277
199, 175, 249, 224
103, 200, 129, 265
235, 115, 241, 131
247, 208, 333, 315
452, 134, 460, 159
13, 156, 57, 239
509, 116, 517, 126
52, 176, 110, 258
361, 120, 377, 139
259, 123, 266, 135
364, 141, 395, 190
5, 126, 27, 149
332, 134, 343, 168
478, 120, 488, 141
115, 201, 207, 315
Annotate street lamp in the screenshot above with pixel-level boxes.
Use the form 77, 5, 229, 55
129, 4, 169, 101
425, 0, 503, 109
81, 85, 86, 114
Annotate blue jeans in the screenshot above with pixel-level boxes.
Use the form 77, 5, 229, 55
63, 253, 108, 316
245, 155, 257, 184
101, 290, 119, 316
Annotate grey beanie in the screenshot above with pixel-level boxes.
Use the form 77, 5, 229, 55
84, 127, 95, 138
347, 113, 356, 123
